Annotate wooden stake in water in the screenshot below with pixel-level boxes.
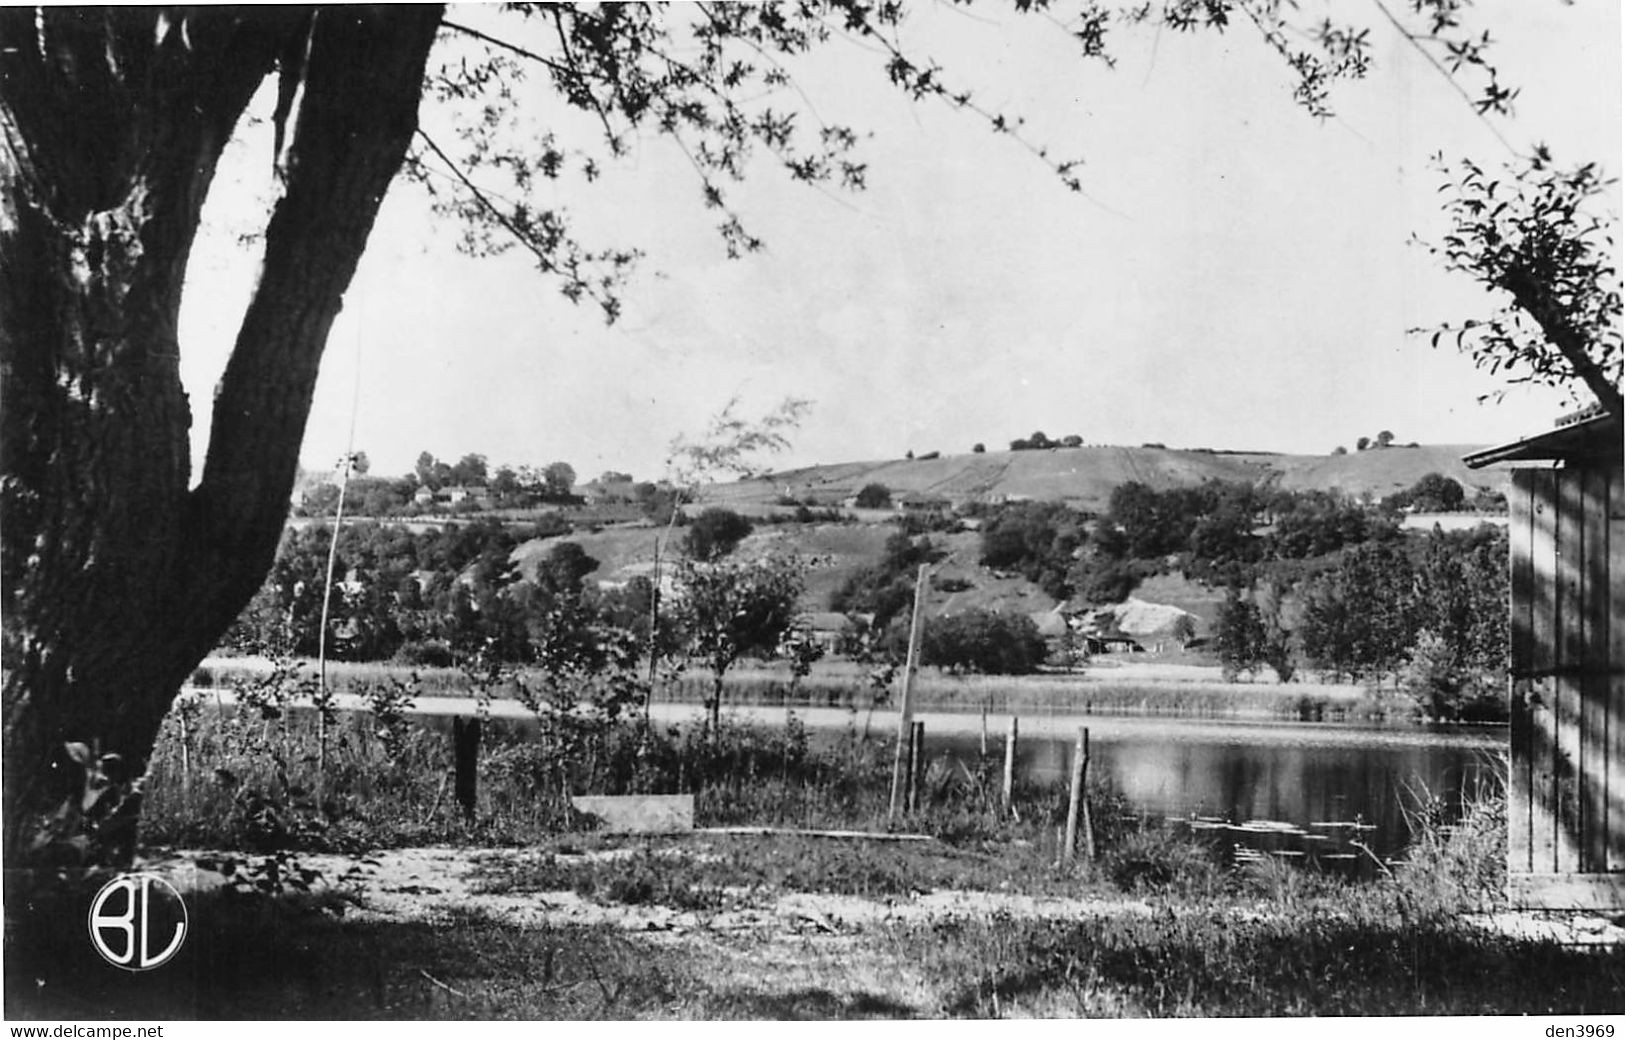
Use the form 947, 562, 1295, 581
1082, 731, 1096, 861
1065, 727, 1092, 863
888, 564, 929, 821
1002, 716, 1019, 811
453, 715, 482, 826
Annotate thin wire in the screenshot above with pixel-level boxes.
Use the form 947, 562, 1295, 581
316, 286, 366, 784
1368, 0, 1520, 158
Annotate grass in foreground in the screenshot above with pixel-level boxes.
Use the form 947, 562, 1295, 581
4, 891, 697, 1020
894, 908, 1625, 1017
467, 832, 1097, 907
8, 852, 1621, 1020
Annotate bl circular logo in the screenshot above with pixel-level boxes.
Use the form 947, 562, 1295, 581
86, 873, 188, 970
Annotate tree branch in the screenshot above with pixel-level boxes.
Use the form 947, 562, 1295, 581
415, 127, 569, 274
1367, 0, 1517, 156
439, 18, 572, 78
549, 6, 624, 153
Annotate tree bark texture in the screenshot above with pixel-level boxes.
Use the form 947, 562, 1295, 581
1, 5, 444, 866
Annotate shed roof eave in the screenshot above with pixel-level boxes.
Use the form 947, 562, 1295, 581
1462, 412, 1622, 469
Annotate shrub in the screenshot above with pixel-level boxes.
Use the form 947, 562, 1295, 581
1388, 777, 1508, 919
1071, 558, 1148, 605
977, 501, 1087, 598
682, 507, 754, 561
854, 483, 892, 509
1102, 826, 1223, 895
395, 639, 455, 668
921, 610, 1047, 675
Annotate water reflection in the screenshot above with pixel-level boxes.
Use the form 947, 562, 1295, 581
902, 721, 1502, 859
403, 694, 1502, 861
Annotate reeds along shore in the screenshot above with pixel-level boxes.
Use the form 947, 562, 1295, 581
190, 657, 1379, 721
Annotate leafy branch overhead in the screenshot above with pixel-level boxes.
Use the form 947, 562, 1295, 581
1419, 150, 1623, 416
406, 1, 1531, 322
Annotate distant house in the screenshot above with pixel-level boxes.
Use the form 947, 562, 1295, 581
1063, 597, 1197, 645
801, 611, 872, 653
443, 485, 492, 508
895, 493, 950, 515
412, 486, 437, 506
582, 479, 637, 505
1083, 635, 1144, 654
802, 612, 850, 652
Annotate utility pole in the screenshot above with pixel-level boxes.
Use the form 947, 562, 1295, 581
888, 564, 929, 821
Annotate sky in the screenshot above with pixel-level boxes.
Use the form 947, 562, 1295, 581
177, 2, 1623, 485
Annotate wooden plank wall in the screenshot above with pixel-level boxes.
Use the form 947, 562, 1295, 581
1507, 470, 1535, 875
1509, 461, 1625, 906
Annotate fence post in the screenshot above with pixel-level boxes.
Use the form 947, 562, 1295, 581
1065, 726, 1092, 863
1082, 728, 1095, 860
1002, 716, 1019, 811
453, 715, 482, 825
980, 703, 989, 758
907, 720, 925, 813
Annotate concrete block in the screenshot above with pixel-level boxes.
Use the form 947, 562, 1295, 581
570, 793, 695, 834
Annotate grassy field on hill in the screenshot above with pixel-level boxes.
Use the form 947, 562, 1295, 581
702, 442, 1513, 512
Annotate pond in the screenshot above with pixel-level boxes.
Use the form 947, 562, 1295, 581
242, 688, 1503, 864
652, 703, 1506, 862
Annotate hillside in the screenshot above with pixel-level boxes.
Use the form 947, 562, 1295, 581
508, 440, 1512, 631
510, 521, 1068, 623
1261, 444, 1503, 499
701, 443, 1511, 512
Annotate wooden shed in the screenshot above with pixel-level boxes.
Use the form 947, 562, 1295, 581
1465, 409, 1624, 909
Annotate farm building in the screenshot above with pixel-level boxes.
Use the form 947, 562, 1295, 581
1465, 408, 1624, 909
443, 485, 491, 507
800, 611, 867, 653
895, 493, 951, 516
1081, 635, 1144, 655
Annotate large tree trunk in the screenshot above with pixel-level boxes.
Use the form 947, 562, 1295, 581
1, 5, 444, 868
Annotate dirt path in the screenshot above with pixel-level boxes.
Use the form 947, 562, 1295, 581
144, 843, 1156, 939
141, 843, 1625, 949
